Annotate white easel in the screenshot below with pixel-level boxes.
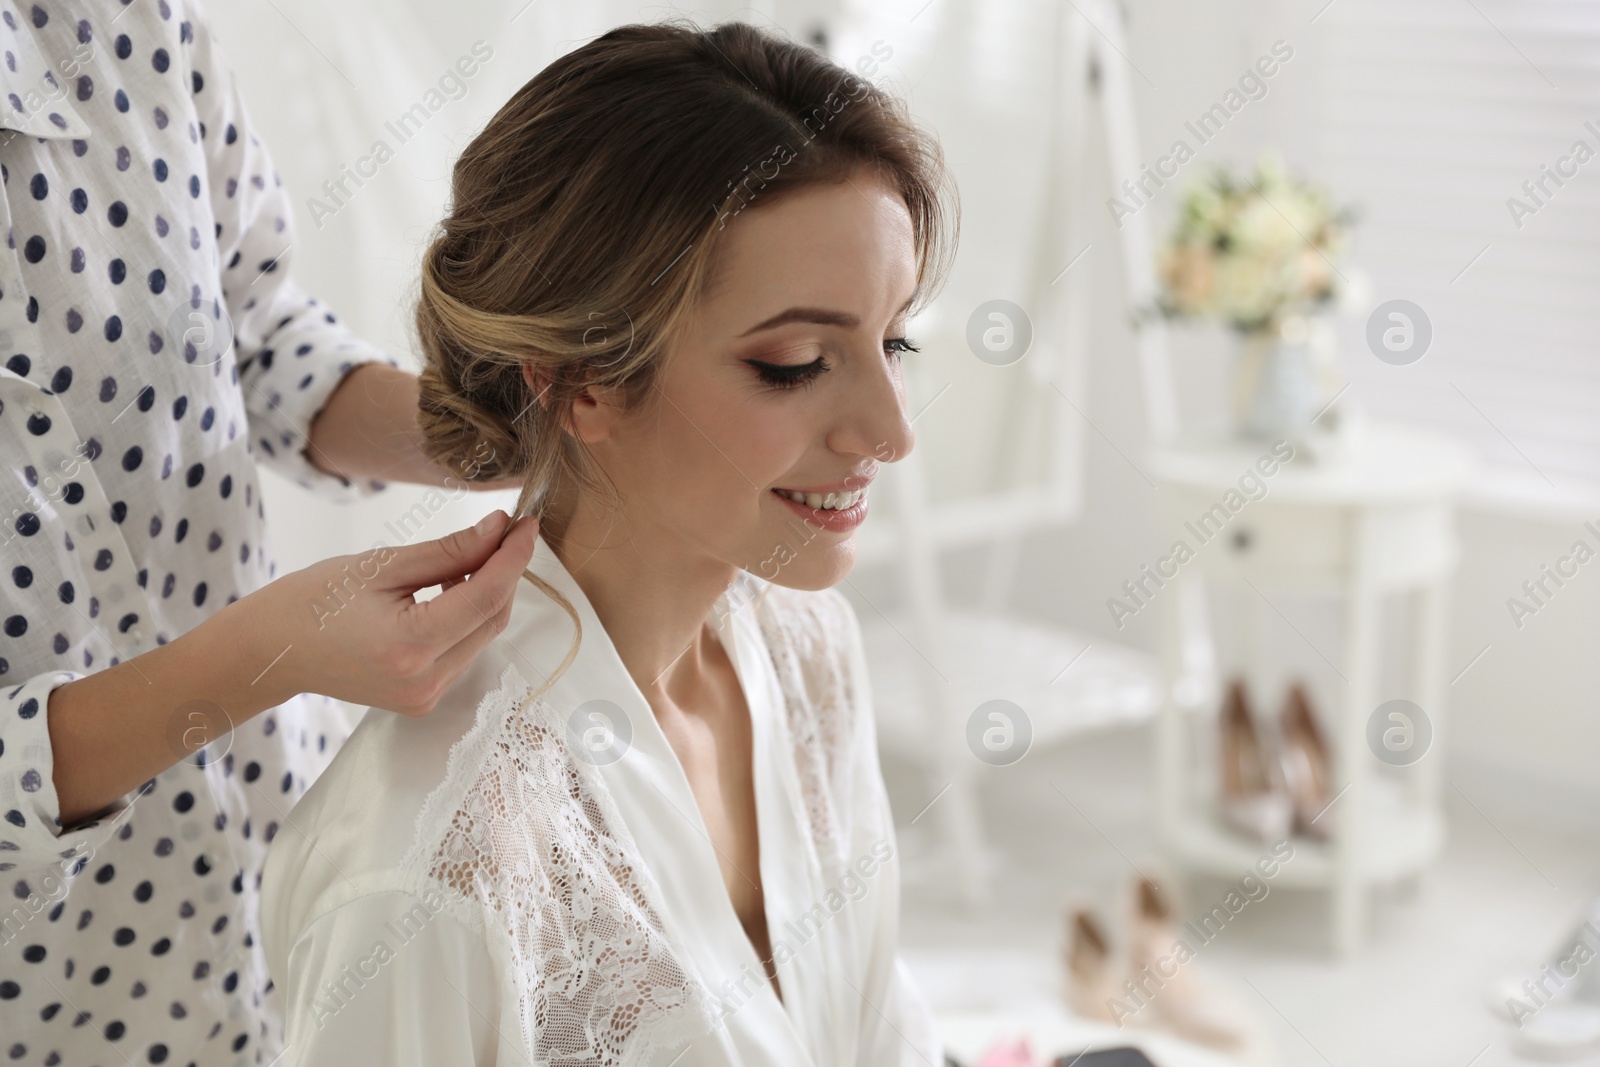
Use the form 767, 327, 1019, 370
1040, 0, 1469, 954
848, 0, 1179, 903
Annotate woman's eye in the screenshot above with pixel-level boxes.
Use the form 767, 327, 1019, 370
749, 357, 829, 391
747, 336, 919, 391
884, 336, 921, 360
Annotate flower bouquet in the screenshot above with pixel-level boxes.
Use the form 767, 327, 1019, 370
1154, 151, 1361, 453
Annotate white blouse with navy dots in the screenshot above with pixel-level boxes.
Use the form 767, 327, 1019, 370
0, 0, 398, 1063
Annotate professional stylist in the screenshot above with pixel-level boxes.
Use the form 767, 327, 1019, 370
0, 0, 536, 1063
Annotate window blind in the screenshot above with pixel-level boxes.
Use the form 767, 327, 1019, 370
1313, 0, 1600, 512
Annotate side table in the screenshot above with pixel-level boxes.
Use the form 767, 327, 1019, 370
1146, 422, 1476, 955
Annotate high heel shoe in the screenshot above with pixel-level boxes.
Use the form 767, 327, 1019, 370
1062, 904, 1121, 1024
1218, 679, 1293, 843
1278, 682, 1334, 840
1126, 874, 1249, 1052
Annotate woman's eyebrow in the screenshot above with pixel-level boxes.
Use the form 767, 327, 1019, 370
738, 295, 916, 337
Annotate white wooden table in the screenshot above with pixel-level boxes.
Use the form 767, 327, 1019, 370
1146, 421, 1476, 955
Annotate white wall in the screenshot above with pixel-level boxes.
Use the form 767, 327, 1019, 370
210, 0, 1600, 810
1000, 0, 1600, 814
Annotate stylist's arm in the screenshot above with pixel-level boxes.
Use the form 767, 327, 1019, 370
44, 361, 537, 827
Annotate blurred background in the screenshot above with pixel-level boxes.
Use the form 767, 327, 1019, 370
211, 0, 1600, 1062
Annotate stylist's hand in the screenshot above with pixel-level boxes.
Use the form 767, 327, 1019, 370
255, 509, 539, 716
48, 510, 540, 824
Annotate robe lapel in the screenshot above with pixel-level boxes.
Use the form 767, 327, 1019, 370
724, 580, 849, 1062
516, 533, 823, 1064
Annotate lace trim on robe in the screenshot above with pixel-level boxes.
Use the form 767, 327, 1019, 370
751, 584, 861, 882
400, 661, 716, 1066
395, 578, 864, 1062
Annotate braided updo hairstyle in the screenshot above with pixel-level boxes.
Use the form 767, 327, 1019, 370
413, 19, 957, 532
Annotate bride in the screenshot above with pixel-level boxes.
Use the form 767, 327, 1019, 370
261, 17, 957, 1066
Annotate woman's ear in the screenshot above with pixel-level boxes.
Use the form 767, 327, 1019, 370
518, 360, 625, 444
519, 361, 553, 411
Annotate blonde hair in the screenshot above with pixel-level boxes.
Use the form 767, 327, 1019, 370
411, 18, 958, 674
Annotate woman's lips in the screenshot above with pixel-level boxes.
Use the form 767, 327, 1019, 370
770, 486, 869, 532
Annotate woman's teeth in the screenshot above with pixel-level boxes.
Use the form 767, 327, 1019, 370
777, 487, 863, 511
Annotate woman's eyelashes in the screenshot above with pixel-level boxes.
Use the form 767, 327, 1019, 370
884, 336, 920, 360
748, 336, 920, 392
752, 356, 828, 390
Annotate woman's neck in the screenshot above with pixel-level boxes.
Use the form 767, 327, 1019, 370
542, 501, 740, 710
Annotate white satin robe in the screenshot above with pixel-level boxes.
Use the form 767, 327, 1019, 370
260, 532, 942, 1066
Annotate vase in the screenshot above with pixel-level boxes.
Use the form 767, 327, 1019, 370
1231, 319, 1340, 446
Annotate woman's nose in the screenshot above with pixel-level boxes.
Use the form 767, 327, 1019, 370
827, 341, 916, 465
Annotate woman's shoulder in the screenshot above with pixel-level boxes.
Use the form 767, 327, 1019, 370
260, 645, 537, 974
264, 572, 581, 917
271, 646, 532, 848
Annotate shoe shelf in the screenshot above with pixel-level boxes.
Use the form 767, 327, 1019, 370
1146, 422, 1476, 956
1161, 775, 1446, 889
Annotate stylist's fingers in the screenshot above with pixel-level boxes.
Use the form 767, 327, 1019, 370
396, 599, 519, 715
382, 508, 512, 592
414, 513, 538, 641
267, 511, 537, 715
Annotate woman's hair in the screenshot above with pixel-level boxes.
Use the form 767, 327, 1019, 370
412, 18, 958, 524
412, 19, 956, 690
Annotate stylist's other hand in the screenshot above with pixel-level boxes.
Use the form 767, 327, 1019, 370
251, 510, 538, 715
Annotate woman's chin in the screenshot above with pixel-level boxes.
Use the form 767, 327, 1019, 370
748, 536, 857, 591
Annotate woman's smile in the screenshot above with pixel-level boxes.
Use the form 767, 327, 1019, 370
770, 481, 871, 532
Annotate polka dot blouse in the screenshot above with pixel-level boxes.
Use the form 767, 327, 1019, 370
0, 0, 399, 1064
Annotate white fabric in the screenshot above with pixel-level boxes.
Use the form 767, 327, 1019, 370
261, 532, 943, 1067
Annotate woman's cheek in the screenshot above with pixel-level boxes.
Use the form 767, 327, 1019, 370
740, 406, 811, 489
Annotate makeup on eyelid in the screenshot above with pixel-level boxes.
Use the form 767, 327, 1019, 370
745, 336, 919, 390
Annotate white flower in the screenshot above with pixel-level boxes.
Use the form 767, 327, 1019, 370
1156, 153, 1352, 332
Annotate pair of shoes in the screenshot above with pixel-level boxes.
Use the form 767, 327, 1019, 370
1061, 874, 1250, 1052
1219, 678, 1333, 843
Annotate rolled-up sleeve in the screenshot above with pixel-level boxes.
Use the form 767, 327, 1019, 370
0, 670, 130, 879
189, 14, 399, 502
